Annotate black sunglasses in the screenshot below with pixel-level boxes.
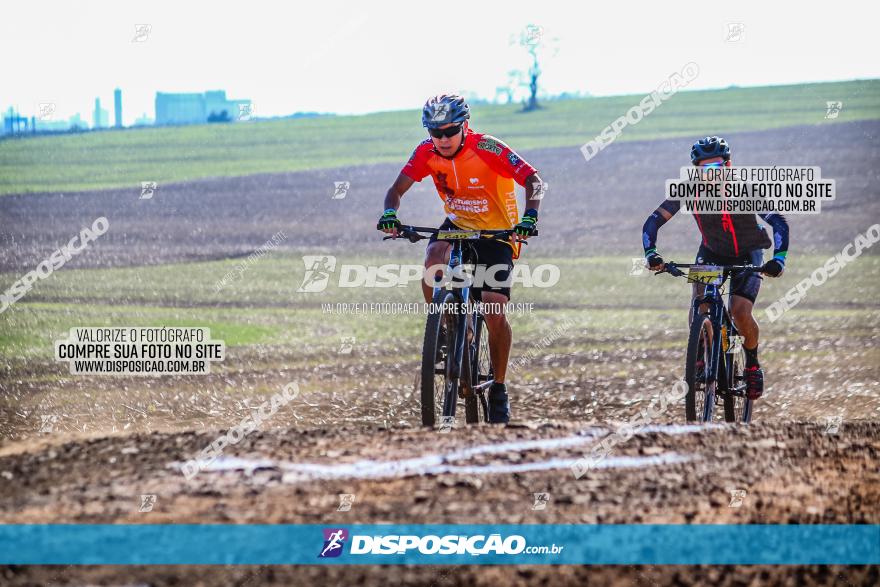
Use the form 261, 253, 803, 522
428, 124, 463, 139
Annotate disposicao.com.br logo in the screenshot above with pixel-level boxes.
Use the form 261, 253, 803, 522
318, 528, 349, 558
297, 255, 560, 292
317, 527, 564, 558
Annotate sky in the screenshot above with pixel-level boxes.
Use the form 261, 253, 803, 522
1, 0, 878, 125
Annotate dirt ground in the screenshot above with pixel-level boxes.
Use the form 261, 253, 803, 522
0, 420, 877, 585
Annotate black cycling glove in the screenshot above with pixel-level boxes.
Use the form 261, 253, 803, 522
377, 209, 401, 232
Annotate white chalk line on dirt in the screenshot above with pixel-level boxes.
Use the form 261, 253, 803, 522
635, 423, 725, 434
172, 424, 713, 482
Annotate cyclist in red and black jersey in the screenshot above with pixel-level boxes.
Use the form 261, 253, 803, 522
641, 136, 790, 401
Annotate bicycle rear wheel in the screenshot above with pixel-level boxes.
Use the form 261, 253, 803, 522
685, 314, 716, 422
420, 290, 458, 427
723, 338, 753, 423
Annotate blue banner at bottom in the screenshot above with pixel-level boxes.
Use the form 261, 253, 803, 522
1, 524, 877, 565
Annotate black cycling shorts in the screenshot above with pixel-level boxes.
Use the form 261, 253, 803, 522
694, 244, 763, 303
428, 218, 514, 300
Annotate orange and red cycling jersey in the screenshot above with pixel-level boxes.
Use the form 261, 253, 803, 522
401, 130, 537, 233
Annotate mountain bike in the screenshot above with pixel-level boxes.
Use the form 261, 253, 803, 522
384, 225, 532, 428
657, 262, 758, 423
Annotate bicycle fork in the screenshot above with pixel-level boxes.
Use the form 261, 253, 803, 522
694, 290, 725, 385
450, 300, 468, 382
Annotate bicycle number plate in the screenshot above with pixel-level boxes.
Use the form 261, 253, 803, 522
437, 230, 480, 240
689, 265, 724, 285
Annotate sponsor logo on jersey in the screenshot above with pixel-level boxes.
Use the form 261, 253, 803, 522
477, 137, 502, 155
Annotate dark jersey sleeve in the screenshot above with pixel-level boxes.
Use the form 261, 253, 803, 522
642, 200, 680, 255
759, 213, 790, 261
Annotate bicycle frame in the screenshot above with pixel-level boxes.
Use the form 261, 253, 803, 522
385, 225, 527, 422
690, 280, 737, 387
436, 238, 475, 388
435, 237, 499, 395
665, 262, 757, 421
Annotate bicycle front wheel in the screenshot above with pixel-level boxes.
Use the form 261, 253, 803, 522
685, 314, 716, 422
420, 290, 458, 427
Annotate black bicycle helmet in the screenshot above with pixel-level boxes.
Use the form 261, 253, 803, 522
691, 136, 731, 165
422, 94, 470, 129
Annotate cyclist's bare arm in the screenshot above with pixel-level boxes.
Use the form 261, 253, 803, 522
524, 172, 545, 214
381, 174, 416, 236
383, 173, 416, 212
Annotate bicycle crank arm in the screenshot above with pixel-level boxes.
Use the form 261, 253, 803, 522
473, 379, 495, 393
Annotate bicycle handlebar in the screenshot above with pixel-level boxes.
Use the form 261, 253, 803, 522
382, 225, 538, 244
657, 261, 761, 279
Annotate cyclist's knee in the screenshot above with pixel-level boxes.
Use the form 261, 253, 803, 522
483, 311, 508, 331
481, 292, 509, 325
423, 243, 450, 288
730, 296, 754, 322
424, 242, 450, 267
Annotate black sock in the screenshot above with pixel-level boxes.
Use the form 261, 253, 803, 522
744, 345, 759, 369
491, 382, 507, 394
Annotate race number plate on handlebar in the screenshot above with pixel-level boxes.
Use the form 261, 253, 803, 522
436, 230, 481, 240
688, 265, 725, 286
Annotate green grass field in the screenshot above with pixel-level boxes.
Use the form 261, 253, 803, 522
1, 79, 878, 195
2, 252, 877, 361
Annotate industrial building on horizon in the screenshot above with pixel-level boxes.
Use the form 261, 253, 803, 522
93, 97, 109, 129
3, 87, 252, 136
155, 90, 251, 125
114, 88, 123, 129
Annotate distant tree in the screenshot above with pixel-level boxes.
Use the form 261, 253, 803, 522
508, 24, 559, 112
495, 70, 525, 105
494, 87, 512, 104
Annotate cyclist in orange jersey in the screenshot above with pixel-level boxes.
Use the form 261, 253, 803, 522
378, 94, 546, 423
